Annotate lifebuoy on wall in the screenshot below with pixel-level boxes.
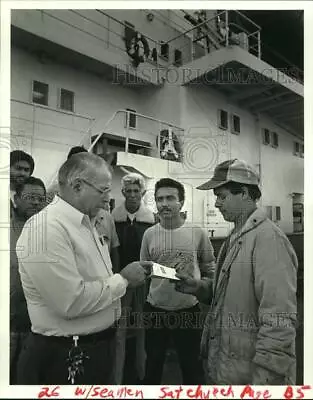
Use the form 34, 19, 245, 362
157, 128, 181, 161
125, 31, 150, 67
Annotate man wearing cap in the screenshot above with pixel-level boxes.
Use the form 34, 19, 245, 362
176, 159, 298, 385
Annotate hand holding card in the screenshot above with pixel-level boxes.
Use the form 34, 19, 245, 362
150, 262, 180, 281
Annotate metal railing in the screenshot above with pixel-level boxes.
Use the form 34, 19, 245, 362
89, 109, 185, 160
162, 9, 303, 84
164, 10, 262, 63
39, 9, 164, 68
37, 109, 185, 188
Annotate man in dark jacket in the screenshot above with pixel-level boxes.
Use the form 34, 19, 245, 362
112, 173, 155, 384
10, 176, 46, 384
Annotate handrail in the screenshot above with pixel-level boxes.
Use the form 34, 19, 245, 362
95, 9, 159, 47
41, 10, 161, 66
228, 22, 258, 37
46, 109, 185, 187
88, 110, 124, 153
165, 10, 226, 45
89, 109, 184, 153
234, 10, 262, 31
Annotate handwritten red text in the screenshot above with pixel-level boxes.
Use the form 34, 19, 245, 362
37, 386, 60, 399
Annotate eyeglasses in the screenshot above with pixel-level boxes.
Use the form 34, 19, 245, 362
81, 179, 111, 196
22, 194, 46, 203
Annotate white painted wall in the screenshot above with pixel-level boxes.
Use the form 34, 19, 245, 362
11, 46, 303, 234
11, 47, 148, 185
177, 85, 303, 234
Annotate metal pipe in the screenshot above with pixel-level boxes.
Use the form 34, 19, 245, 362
225, 10, 229, 47
87, 110, 122, 152
257, 31, 261, 58
125, 112, 129, 154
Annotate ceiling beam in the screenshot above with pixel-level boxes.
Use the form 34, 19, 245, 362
273, 120, 303, 140
253, 97, 302, 113
241, 90, 290, 108
280, 114, 304, 122
228, 85, 270, 101
269, 110, 304, 119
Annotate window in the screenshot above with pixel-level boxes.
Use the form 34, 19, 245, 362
300, 143, 304, 158
125, 108, 137, 129
266, 205, 281, 221
160, 42, 169, 60
218, 109, 228, 130
174, 49, 182, 66
293, 141, 304, 158
231, 114, 241, 134
271, 132, 279, 148
60, 89, 75, 112
262, 128, 270, 145
32, 80, 48, 105
293, 141, 300, 155
275, 206, 281, 221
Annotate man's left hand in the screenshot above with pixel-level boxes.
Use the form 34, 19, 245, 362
174, 273, 201, 295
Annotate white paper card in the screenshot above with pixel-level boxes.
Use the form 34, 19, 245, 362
150, 262, 180, 280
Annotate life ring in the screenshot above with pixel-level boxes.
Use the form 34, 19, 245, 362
125, 31, 150, 67
157, 129, 181, 161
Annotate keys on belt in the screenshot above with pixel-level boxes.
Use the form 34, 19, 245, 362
66, 335, 89, 384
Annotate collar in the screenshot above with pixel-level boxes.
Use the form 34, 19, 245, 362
51, 195, 90, 228
229, 207, 267, 244
112, 201, 155, 224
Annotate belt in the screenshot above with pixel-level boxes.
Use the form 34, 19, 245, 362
32, 326, 116, 345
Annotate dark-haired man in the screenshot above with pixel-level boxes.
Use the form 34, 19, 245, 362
141, 178, 215, 384
67, 145, 88, 160
176, 159, 298, 385
10, 150, 35, 211
10, 176, 46, 384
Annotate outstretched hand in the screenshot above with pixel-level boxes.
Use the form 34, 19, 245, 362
174, 272, 201, 295
120, 261, 153, 288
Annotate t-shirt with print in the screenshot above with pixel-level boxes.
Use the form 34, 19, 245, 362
140, 222, 215, 310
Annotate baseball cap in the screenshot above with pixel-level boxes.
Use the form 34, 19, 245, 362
197, 159, 260, 190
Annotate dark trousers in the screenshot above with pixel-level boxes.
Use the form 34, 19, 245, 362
10, 331, 30, 384
16, 331, 116, 385
143, 303, 205, 385
122, 337, 142, 384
